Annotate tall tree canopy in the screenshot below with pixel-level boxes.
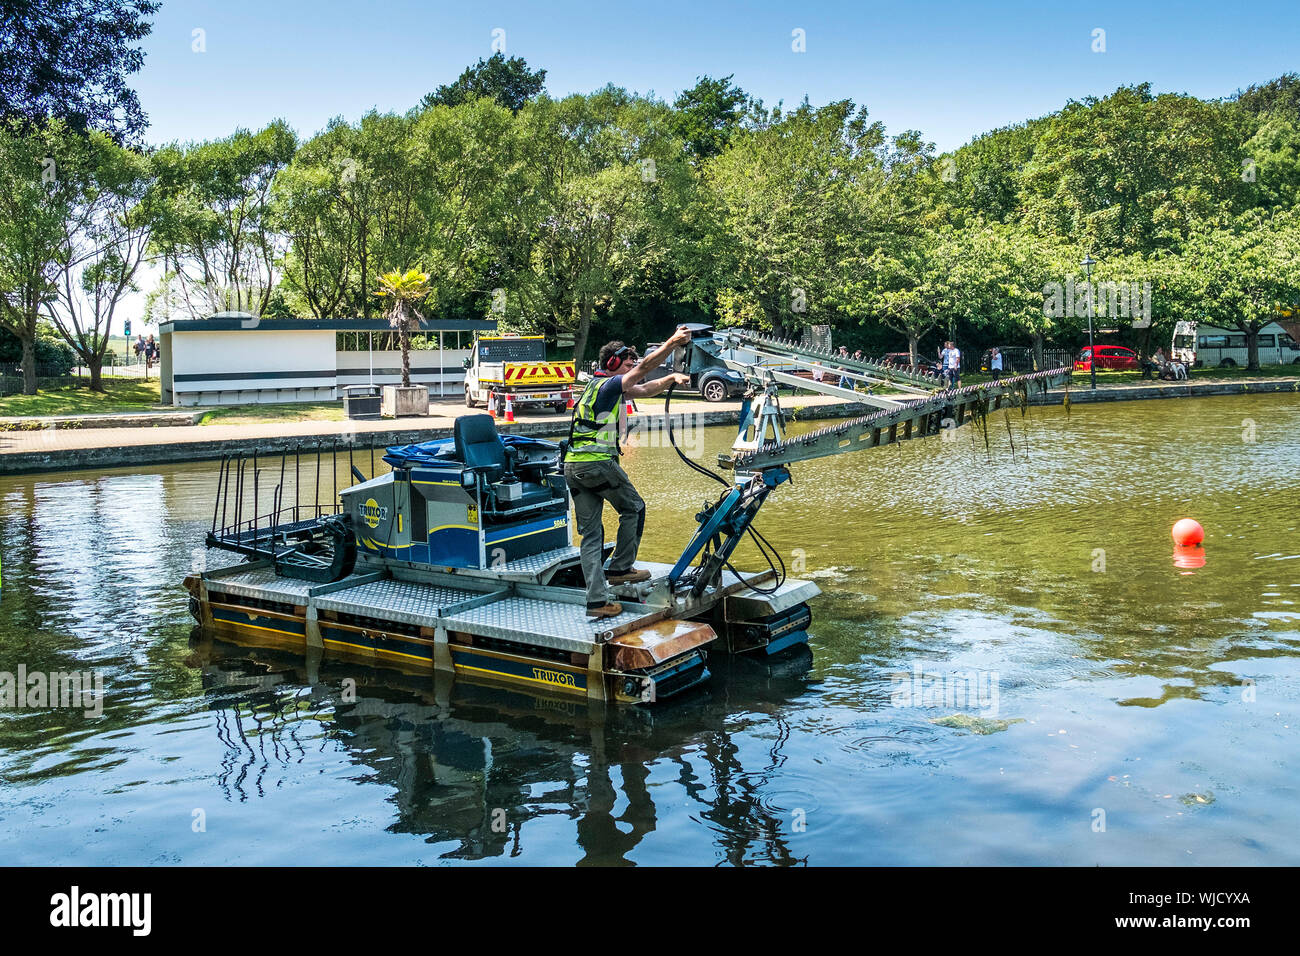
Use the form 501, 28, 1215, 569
0, 0, 159, 142
501, 87, 684, 364
45, 129, 155, 390
702, 100, 888, 338
0, 118, 81, 393
1233, 73, 1300, 124
150, 121, 298, 320
671, 74, 750, 161
421, 53, 547, 114
1021, 84, 1248, 255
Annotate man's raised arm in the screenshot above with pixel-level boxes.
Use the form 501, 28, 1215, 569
621, 326, 693, 389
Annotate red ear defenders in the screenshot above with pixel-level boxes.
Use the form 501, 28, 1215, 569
603, 346, 636, 371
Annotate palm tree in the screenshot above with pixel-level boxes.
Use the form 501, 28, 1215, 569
374, 268, 430, 387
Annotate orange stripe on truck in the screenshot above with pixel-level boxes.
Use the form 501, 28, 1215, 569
498, 361, 577, 386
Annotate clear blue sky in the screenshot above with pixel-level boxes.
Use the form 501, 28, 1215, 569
135, 0, 1298, 153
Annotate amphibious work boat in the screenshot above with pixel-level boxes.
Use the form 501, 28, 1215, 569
185, 325, 1067, 705
186, 413, 814, 705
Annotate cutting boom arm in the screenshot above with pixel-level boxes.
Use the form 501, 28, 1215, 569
665, 329, 1071, 598
665, 326, 1069, 596
723, 367, 1067, 472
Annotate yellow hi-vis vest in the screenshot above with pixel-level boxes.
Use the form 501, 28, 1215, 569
566, 375, 620, 461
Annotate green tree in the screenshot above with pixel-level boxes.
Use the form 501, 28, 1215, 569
940, 116, 1051, 225
374, 268, 430, 387
1232, 74, 1300, 125
1175, 211, 1300, 370
408, 97, 521, 315
502, 88, 681, 364
671, 75, 750, 161
0, 118, 82, 393
272, 121, 361, 317
1241, 116, 1300, 212
1022, 84, 1247, 255
703, 100, 887, 338
150, 121, 297, 320
421, 54, 546, 114
45, 131, 155, 390
0, 0, 159, 143
843, 226, 999, 364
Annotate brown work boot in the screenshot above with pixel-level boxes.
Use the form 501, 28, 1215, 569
587, 602, 623, 619
607, 568, 651, 585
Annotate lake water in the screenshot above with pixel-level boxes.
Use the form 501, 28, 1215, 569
1, 393, 1298, 865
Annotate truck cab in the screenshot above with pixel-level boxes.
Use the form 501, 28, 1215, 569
463, 334, 576, 414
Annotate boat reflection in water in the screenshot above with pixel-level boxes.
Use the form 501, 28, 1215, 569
188, 627, 814, 864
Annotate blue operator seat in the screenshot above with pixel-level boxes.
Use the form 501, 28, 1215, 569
344, 416, 571, 570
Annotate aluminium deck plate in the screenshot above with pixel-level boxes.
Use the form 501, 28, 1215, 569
495, 545, 582, 580
608, 560, 788, 613
206, 566, 319, 604
420, 545, 583, 585
312, 579, 489, 627
441, 596, 659, 654
724, 578, 822, 621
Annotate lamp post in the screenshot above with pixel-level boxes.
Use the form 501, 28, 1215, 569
1081, 254, 1097, 389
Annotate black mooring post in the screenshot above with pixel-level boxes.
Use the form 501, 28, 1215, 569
369, 439, 374, 479
314, 443, 322, 518
294, 447, 300, 523
348, 442, 354, 486
332, 442, 338, 503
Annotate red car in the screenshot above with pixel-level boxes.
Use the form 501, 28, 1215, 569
1075, 345, 1139, 371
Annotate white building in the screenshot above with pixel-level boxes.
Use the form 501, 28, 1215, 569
158, 315, 497, 407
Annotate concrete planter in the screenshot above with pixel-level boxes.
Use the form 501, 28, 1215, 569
381, 384, 429, 418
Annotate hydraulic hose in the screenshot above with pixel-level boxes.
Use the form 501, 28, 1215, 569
663, 383, 785, 593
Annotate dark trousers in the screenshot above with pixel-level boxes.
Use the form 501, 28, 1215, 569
564, 459, 645, 606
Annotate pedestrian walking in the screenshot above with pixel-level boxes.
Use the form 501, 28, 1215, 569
939, 341, 962, 388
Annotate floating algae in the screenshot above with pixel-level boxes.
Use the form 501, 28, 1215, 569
930, 714, 1025, 735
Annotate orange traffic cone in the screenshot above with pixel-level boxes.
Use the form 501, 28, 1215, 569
564, 390, 574, 410
487, 388, 496, 418
504, 393, 515, 422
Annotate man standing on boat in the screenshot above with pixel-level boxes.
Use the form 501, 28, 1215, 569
565, 327, 693, 619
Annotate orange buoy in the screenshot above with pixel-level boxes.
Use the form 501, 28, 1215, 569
1172, 518, 1204, 547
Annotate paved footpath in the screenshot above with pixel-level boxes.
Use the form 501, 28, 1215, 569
1041, 375, 1299, 404
0, 395, 863, 475
2, 376, 1296, 476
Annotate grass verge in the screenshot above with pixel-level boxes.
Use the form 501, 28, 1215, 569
0, 377, 162, 417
